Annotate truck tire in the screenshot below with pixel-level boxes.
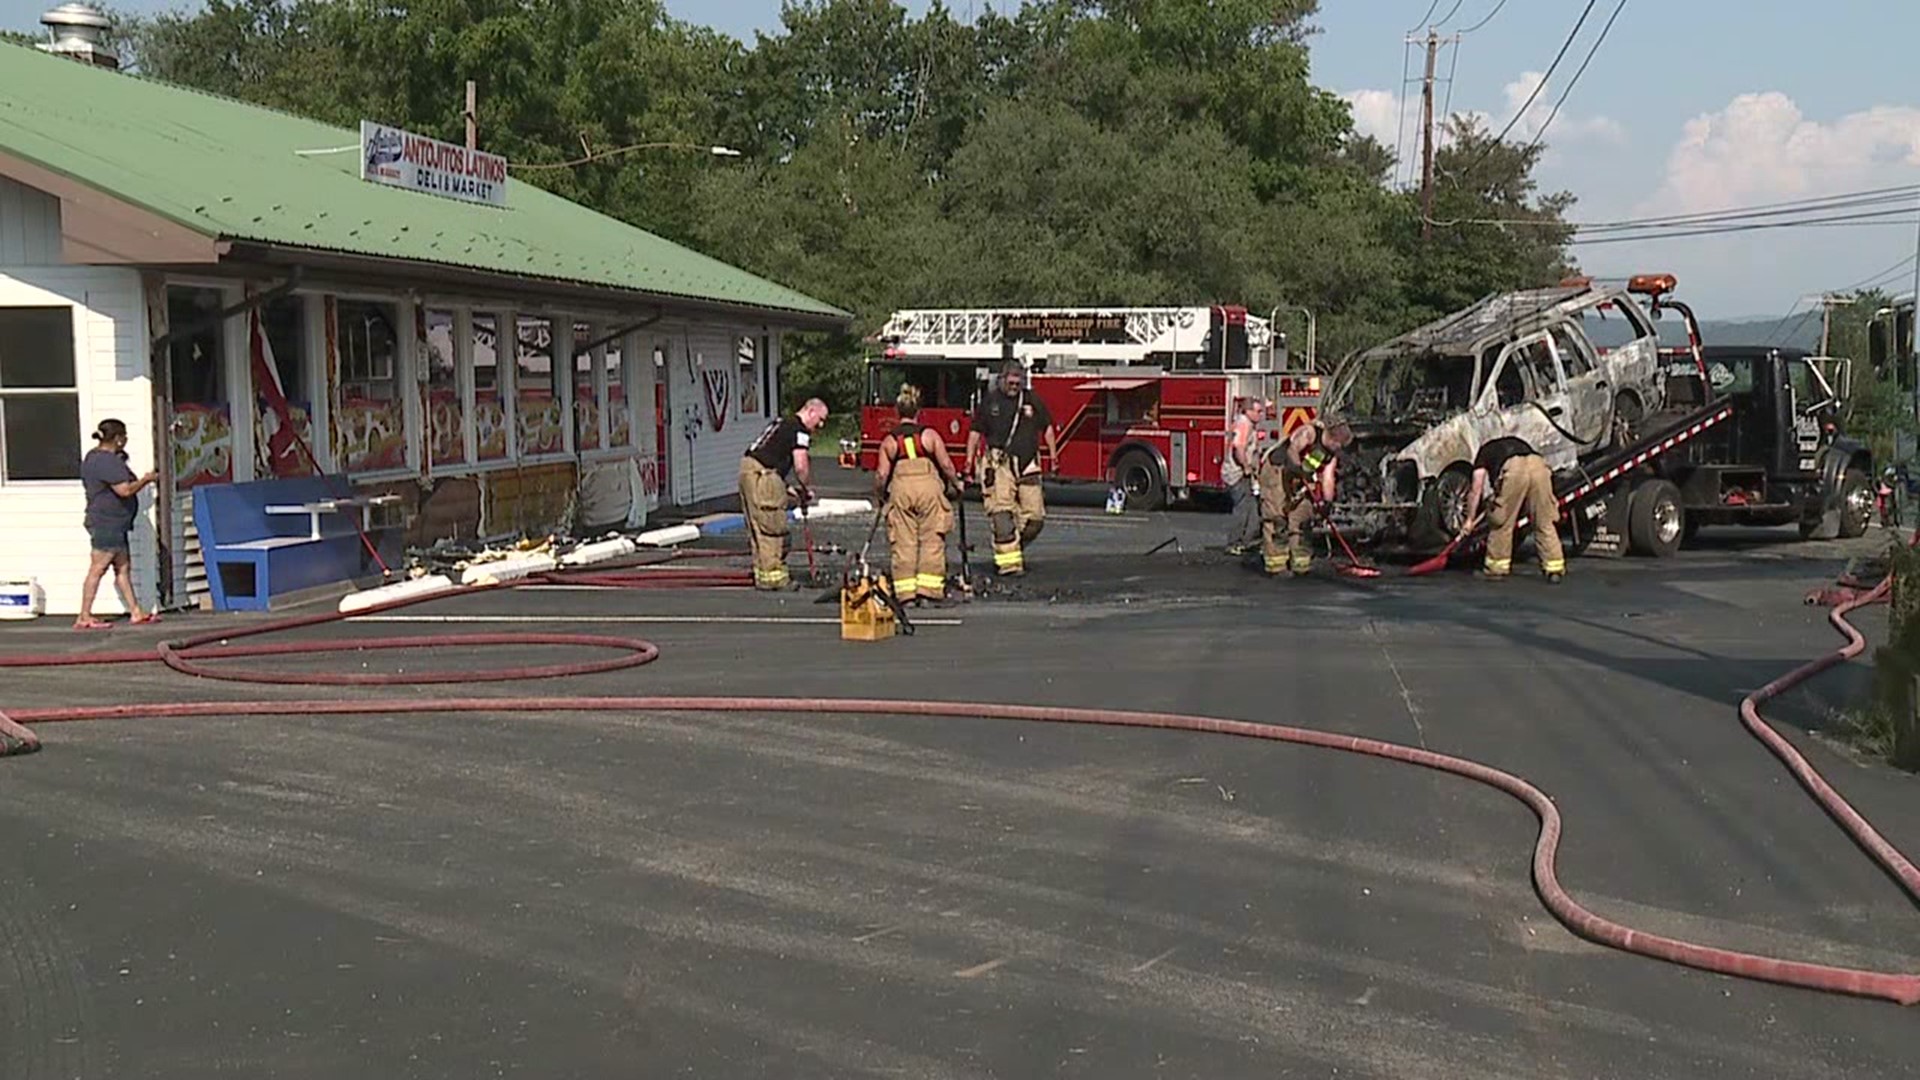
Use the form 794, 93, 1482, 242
1114, 449, 1166, 511
1628, 478, 1684, 558
1837, 467, 1872, 538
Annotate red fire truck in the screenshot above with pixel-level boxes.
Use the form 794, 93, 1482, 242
840, 306, 1322, 509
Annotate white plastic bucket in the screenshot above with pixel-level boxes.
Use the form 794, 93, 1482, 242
0, 579, 46, 620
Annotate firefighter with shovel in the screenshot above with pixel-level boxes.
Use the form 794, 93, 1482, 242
873, 384, 964, 605
1455, 435, 1565, 583
1258, 413, 1353, 577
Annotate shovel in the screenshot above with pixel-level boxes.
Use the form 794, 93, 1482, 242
1407, 536, 1464, 577
1321, 513, 1382, 579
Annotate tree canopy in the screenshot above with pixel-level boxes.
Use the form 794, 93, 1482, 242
116, 0, 1580, 407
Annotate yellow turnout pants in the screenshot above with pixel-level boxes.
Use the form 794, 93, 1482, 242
886, 458, 952, 600
738, 456, 791, 589
981, 449, 1045, 575
1485, 455, 1565, 577
1257, 458, 1315, 576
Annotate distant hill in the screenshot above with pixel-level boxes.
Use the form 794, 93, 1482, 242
1697, 316, 1822, 351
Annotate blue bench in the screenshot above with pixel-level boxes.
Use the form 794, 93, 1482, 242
194, 475, 402, 612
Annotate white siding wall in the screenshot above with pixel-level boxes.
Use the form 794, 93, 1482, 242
0, 266, 155, 616
0, 176, 61, 265
670, 325, 783, 504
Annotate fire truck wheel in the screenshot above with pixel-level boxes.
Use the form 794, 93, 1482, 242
1627, 478, 1684, 558
1113, 449, 1166, 511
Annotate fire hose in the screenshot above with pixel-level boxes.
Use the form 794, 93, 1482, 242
1, 570, 1917, 1006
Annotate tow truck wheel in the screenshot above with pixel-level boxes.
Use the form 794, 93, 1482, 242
1837, 467, 1872, 539
1114, 449, 1167, 512
1628, 478, 1684, 558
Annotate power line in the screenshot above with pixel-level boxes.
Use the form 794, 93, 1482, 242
1405, 0, 1441, 34
1485, 0, 1595, 147
1428, 182, 1920, 231
1844, 254, 1918, 293
1458, 0, 1510, 34
1566, 206, 1920, 245
1433, 0, 1466, 28
1392, 41, 1413, 189
1440, 35, 1461, 126
1522, 0, 1628, 153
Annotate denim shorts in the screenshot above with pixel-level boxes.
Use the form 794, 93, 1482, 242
87, 524, 131, 554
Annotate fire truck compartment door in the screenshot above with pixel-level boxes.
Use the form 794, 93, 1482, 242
1072, 378, 1156, 391
1169, 432, 1188, 488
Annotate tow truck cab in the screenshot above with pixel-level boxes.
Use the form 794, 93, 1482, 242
1667, 345, 1872, 537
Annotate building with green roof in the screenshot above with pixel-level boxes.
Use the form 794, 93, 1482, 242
0, 15, 849, 616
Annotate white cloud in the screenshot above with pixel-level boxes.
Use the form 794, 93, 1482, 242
1647, 92, 1920, 214
1495, 70, 1625, 148
1342, 88, 1404, 149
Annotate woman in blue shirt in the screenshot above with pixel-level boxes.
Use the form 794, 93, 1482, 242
76, 418, 158, 629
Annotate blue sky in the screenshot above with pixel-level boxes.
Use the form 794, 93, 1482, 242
8, 0, 1919, 317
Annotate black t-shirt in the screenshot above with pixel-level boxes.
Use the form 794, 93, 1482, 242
1473, 436, 1536, 481
744, 416, 811, 476
971, 388, 1052, 465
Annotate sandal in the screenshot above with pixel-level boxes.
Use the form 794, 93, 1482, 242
73, 618, 113, 631
130, 612, 163, 625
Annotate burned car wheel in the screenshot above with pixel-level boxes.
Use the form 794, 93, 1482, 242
1610, 392, 1646, 450
1413, 468, 1472, 550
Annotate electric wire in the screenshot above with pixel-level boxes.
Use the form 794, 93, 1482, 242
1462, 0, 1597, 177
1432, 0, 1465, 29
1393, 41, 1413, 189
1405, 0, 1442, 34
1458, 0, 1510, 34
1522, 0, 1628, 153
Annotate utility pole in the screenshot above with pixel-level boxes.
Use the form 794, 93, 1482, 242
464, 80, 477, 150
1418, 29, 1439, 241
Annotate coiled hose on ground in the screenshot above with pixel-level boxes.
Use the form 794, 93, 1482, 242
1, 557, 1916, 1005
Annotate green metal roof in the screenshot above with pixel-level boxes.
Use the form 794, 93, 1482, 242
0, 43, 848, 323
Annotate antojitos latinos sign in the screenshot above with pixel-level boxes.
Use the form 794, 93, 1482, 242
360, 121, 509, 208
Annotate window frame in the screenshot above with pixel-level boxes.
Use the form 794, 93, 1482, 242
0, 304, 84, 485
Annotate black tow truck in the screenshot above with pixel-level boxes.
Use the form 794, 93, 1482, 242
1528, 291, 1873, 557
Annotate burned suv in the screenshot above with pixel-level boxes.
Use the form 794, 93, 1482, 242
1325, 279, 1668, 549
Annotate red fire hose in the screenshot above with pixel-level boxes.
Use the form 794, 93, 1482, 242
2, 569, 1917, 1006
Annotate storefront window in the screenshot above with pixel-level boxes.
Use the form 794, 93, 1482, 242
516, 316, 564, 456
333, 297, 406, 473
253, 294, 315, 478
737, 336, 762, 418
574, 320, 601, 452
422, 308, 464, 467
168, 286, 232, 488
471, 313, 508, 461
0, 306, 81, 482
607, 335, 630, 448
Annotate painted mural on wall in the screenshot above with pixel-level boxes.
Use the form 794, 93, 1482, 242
517, 318, 567, 456
423, 309, 465, 468
701, 367, 732, 432
471, 314, 509, 461
172, 403, 233, 488
253, 403, 316, 478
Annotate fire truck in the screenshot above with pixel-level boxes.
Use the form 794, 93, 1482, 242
840, 306, 1323, 510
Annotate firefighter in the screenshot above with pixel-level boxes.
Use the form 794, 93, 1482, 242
738, 397, 829, 590
1223, 397, 1267, 556
966, 360, 1059, 576
1257, 412, 1352, 577
1456, 434, 1565, 583
873, 385, 964, 604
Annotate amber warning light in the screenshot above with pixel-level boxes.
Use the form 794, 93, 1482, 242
1627, 273, 1678, 296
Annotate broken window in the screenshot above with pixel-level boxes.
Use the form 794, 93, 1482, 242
1549, 325, 1595, 377
1343, 352, 1478, 420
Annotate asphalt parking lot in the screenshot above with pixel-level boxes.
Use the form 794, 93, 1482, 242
3, 485, 1917, 1079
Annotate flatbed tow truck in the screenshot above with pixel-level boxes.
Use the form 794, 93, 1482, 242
1422, 285, 1875, 561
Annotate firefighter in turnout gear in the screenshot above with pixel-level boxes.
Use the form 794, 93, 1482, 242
874, 385, 964, 604
738, 398, 829, 590
1257, 413, 1352, 577
967, 361, 1060, 577
1457, 435, 1565, 583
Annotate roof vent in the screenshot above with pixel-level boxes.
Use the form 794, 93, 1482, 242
38, 3, 118, 70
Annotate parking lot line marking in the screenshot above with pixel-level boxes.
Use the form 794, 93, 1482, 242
348, 614, 966, 626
